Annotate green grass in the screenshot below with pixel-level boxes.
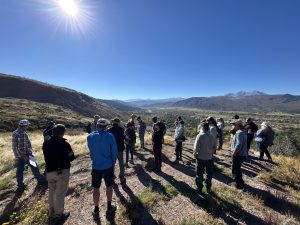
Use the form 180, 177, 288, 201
9, 198, 49, 225
0, 171, 15, 191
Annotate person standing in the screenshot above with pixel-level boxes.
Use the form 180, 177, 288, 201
152, 116, 166, 143
230, 119, 248, 189
137, 116, 146, 149
43, 124, 75, 223
12, 119, 46, 188
193, 123, 216, 194
108, 118, 126, 184
152, 123, 164, 171
86, 115, 100, 134
87, 118, 118, 220
217, 118, 225, 150
256, 122, 275, 162
174, 121, 185, 161
244, 118, 258, 154
207, 117, 218, 153
43, 121, 55, 142
125, 122, 136, 165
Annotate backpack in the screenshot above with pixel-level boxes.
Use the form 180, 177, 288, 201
264, 129, 275, 146
157, 121, 166, 135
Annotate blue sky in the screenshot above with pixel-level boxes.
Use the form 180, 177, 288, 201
0, 0, 300, 100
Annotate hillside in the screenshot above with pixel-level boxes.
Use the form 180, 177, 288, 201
0, 134, 299, 225
0, 98, 91, 131
0, 73, 126, 118
145, 95, 300, 113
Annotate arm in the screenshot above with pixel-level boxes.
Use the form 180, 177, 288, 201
193, 134, 200, 158
66, 143, 75, 162
111, 136, 118, 164
232, 132, 242, 156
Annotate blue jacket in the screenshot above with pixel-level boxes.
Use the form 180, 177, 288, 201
231, 130, 248, 156
87, 130, 117, 170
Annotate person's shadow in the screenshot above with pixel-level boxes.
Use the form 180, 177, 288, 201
0, 187, 26, 224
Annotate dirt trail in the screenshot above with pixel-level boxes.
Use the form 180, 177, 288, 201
1, 139, 300, 225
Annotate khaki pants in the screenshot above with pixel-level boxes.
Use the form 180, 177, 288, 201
47, 169, 70, 216
117, 151, 125, 180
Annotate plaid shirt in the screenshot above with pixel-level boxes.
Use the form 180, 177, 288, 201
12, 128, 32, 158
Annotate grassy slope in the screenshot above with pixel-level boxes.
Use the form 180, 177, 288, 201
0, 98, 92, 131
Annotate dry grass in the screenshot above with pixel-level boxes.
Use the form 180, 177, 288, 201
257, 155, 300, 191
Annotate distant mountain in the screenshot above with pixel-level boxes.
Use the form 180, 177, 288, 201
0, 73, 125, 119
99, 99, 141, 112
157, 94, 300, 113
225, 91, 267, 97
125, 98, 186, 107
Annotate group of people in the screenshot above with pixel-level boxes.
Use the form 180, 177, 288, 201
194, 114, 275, 193
11, 113, 275, 223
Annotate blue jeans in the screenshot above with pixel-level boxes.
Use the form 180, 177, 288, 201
16, 157, 44, 186
258, 143, 272, 160
126, 143, 135, 163
195, 159, 214, 191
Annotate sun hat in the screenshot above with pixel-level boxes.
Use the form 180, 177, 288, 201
97, 118, 109, 126
19, 119, 30, 126
261, 122, 271, 127
230, 119, 243, 126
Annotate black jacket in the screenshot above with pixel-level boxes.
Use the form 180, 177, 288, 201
42, 136, 75, 172
108, 125, 125, 152
152, 130, 163, 146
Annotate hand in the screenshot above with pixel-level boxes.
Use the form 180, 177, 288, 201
21, 154, 29, 163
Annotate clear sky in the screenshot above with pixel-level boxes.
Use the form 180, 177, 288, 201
0, 0, 299, 100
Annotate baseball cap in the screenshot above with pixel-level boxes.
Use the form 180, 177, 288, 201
230, 119, 243, 126
19, 119, 30, 126
261, 122, 271, 127
112, 117, 120, 123
97, 118, 109, 126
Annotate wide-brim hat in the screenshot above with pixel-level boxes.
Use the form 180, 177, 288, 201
261, 121, 270, 127
19, 119, 30, 126
97, 118, 109, 126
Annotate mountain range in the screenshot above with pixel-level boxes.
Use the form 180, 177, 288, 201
1, 73, 300, 119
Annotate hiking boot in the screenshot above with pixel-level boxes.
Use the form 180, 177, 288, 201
92, 209, 100, 221
51, 212, 70, 225
106, 205, 116, 219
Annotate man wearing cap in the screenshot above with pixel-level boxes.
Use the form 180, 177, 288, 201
193, 122, 216, 194
12, 119, 46, 188
87, 118, 118, 220
87, 115, 100, 134
108, 118, 126, 184
43, 124, 75, 222
136, 116, 146, 149
230, 119, 247, 189
43, 121, 55, 142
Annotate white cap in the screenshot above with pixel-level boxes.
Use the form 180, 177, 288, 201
261, 121, 271, 127
97, 118, 109, 126
19, 119, 30, 126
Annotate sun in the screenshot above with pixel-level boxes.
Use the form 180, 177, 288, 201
58, 0, 79, 17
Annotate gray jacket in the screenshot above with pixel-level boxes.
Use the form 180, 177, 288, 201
193, 131, 216, 160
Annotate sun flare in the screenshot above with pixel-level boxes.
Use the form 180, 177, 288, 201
58, 0, 79, 17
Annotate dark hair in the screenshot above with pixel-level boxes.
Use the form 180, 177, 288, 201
180, 121, 184, 125
53, 124, 66, 136
137, 116, 141, 120
203, 123, 209, 131
233, 114, 239, 119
